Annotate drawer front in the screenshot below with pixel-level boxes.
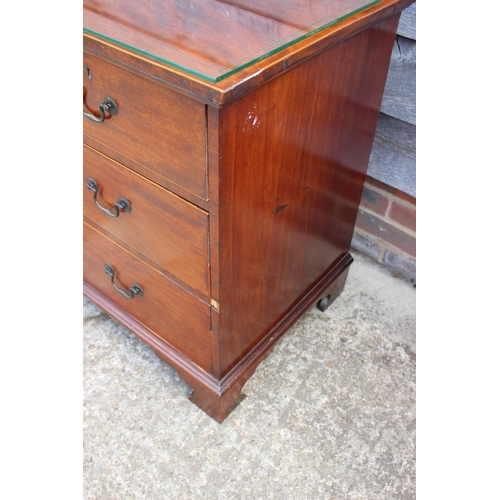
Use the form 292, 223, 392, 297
83, 145, 209, 296
84, 222, 212, 372
83, 51, 207, 200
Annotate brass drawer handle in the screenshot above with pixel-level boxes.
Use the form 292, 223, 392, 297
105, 264, 144, 299
86, 178, 131, 218
83, 96, 118, 123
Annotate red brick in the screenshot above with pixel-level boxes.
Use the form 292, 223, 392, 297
359, 185, 389, 216
355, 210, 416, 257
389, 202, 416, 232
365, 176, 416, 205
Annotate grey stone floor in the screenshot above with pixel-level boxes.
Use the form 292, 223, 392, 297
83, 251, 416, 499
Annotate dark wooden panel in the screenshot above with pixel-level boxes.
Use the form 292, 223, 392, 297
83, 145, 209, 295
216, 14, 400, 376
83, 222, 212, 372
83, 51, 208, 200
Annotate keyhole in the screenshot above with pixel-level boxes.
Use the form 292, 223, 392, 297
86, 67, 92, 79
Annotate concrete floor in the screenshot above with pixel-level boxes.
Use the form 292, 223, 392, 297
83, 251, 416, 499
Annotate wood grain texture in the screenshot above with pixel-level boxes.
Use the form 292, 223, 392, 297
84, 0, 381, 80
83, 145, 210, 297
215, 14, 400, 376
83, 51, 208, 200
83, 222, 212, 372
83, 0, 415, 105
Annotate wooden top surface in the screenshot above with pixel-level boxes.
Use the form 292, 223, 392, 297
83, 0, 415, 104
84, 0, 382, 83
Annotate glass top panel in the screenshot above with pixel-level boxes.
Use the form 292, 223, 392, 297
84, 0, 381, 82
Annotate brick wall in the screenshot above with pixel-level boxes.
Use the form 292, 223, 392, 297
351, 176, 416, 283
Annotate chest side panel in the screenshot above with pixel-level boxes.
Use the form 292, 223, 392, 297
216, 15, 399, 377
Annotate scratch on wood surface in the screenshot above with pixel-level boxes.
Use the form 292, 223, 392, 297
273, 203, 289, 215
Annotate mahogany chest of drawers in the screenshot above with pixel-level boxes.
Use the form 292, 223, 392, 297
83, 0, 414, 422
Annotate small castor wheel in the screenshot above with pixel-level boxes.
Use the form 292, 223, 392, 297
316, 294, 332, 312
